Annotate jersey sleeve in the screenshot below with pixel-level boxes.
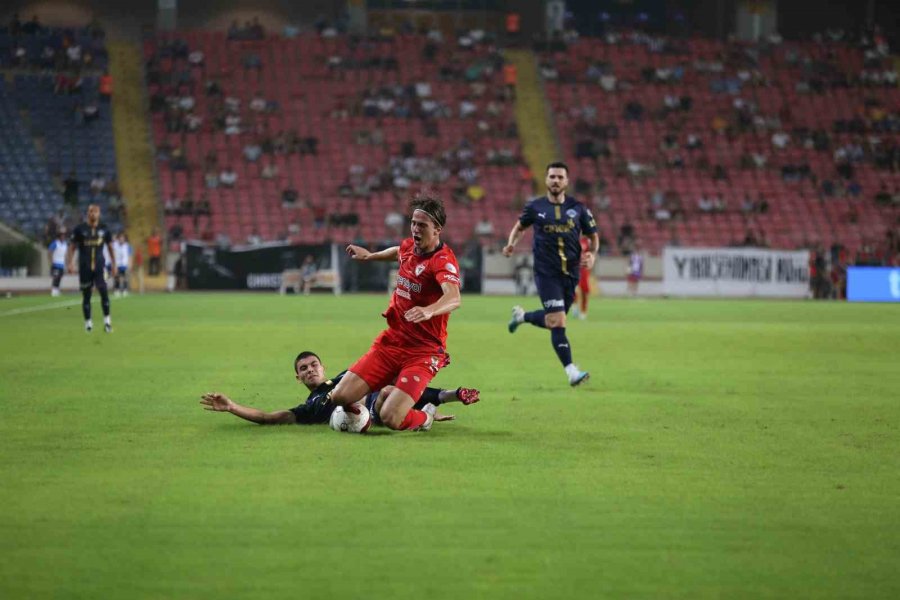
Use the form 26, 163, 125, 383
580, 206, 598, 235
48, 241, 57, 251
288, 402, 326, 425
433, 252, 461, 287
518, 200, 536, 228
103, 228, 113, 244
70, 227, 82, 244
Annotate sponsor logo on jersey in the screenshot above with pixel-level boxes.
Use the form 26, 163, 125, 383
415, 264, 426, 277
543, 219, 575, 234
446, 263, 457, 274
566, 209, 577, 219
537, 212, 546, 219
396, 275, 422, 294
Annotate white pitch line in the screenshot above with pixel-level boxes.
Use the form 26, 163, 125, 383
0, 299, 84, 317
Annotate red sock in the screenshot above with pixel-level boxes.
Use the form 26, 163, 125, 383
398, 409, 427, 430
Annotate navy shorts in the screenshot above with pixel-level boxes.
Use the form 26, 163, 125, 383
534, 272, 576, 314
364, 391, 383, 426
79, 268, 107, 291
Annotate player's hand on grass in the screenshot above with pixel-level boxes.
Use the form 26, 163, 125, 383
404, 306, 432, 322
346, 244, 370, 260
200, 392, 233, 412
434, 412, 456, 422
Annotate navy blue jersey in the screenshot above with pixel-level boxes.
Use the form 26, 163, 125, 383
518, 195, 597, 280
289, 371, 346, 425
71, 222, 112, 273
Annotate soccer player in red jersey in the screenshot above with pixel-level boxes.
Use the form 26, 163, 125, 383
572, 237, 592, 320
330, 192, 462, 432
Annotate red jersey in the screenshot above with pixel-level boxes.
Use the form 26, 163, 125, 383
382, 238, 460, 350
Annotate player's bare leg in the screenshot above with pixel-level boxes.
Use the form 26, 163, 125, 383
330, 371, 372, 411
379, 387, 433, 431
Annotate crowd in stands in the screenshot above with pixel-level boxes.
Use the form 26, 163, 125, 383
139, 18, 898, 271
147, 20, 528, 248
538, 24, 899, 263
2, 13, 108, 73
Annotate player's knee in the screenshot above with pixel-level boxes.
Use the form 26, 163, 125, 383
330, 385, 352, 407
545, 312, 565, 328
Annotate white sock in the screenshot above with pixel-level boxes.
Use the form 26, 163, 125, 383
564, 364, 580, 378
86, 319, 93, 328
104, 316, 111, 325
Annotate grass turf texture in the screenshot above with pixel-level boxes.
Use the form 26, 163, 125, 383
1, 293, 898, 599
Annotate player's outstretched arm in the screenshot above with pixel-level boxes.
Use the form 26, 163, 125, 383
502, 222, 526, 257
404, 281, 461, 323
200, 392, 297, 425
346, 244, 399, 261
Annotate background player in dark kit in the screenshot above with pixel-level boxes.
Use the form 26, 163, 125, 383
66, 204, 116, 333
502, 162, 599, 386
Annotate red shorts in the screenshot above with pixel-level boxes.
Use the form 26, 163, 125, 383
349, 332, 450, 402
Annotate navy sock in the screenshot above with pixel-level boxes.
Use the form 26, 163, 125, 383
81, 288, 92, 320
414, 387, 442, 408
524, 310, 547, 328
550, 327, 573, 367
99, 288, 111, 317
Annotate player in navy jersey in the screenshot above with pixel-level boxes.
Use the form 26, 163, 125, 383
199, 351, 480, 427
66, 204, 115, 333
502, 162, 599, 386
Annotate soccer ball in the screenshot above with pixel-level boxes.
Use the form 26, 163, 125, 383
329, 404, 372, 434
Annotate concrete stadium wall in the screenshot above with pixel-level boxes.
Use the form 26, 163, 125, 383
482, 253, 663, 297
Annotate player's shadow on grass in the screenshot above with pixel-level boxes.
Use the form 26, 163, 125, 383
207, 423, 512, 439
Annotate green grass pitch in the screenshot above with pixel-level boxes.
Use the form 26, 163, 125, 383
1, 293, 898, 599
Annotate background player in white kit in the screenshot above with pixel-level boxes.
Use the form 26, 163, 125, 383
627, 242, 644, 297
112, 232, 132, 297
48, 229, 68, 297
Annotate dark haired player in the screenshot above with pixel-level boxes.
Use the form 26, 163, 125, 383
199, 351, 480, 426
330, 192, 462, 432
66, 204, 115, 333
502, 162, 598, 386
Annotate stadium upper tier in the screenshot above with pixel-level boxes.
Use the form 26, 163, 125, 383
146, 30, 529, 246
539, 32, 899, 252
147, 29, 897, 255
